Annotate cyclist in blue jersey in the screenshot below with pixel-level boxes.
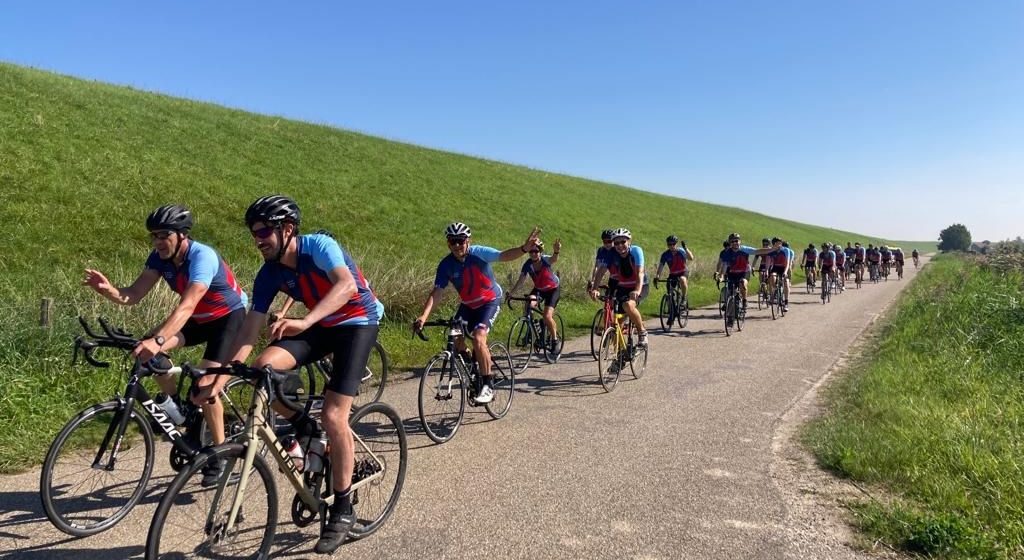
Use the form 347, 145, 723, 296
854, 242, 867, 284
507, 238, 563, 353
833, 244, 847, 291
207, 195, 383, 554
414, 222, 541, 403
590, 228, 651, 346
752, 238, 773, 287
818, 243, 837, 289
654, 235, 695, 303
714, 233, 775, 312
82, 204, 247, 485
801, 243, 819, 287
766, 237, 794, 311
587, 229, 616, 293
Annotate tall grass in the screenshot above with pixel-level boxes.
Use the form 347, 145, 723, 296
805, 255, 1024, 559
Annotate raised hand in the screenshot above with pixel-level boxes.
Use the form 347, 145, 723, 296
82, 269, 112, 294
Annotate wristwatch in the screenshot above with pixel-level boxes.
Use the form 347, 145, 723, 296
154, 335, 165, 347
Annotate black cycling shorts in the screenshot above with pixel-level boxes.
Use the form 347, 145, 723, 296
455, 300, 501, 334
770, 265, 788, 278
532, 287, 561, 309
726, 272, 750, 286
271, 324, 379, 397
179, 308, 245, 363
614, 283, 650, 305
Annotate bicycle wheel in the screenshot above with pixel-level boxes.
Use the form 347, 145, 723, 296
627, 323, 648, 379
777, 285, 787, 317
347, 402, 408, 539
659, 294, 672, 332
146, 444, 276, 560
417, 354, 466, 444
506, 317, 534, 374
768, 284, 778, 320
485, 342, 515, 419
597, 327, 622, 392
589, 309, 605, 360
41, 400, 154, 537
541, 312, 565, 364
724, 296, 734, 336
735, 296, 745, 332
757, 284, 767, 310
354, 341, 389, 409
677, 295, 689, 329
718, 287, 727, 318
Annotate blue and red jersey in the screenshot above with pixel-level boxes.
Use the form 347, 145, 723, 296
595, 246, 616, 268
521, 256, 560, 291
819, 250, 836, 267
607, 246, 645, 288
803, 248, 818, 264
770, 247, 792, 269
835, 250, 847, 266
659, 248, 690, 276
251, 234, 383, 327
721, 246, 756, 274
145, 241, 248, 324
856, 247, 867, 261
434, 245, 504, 309
868, 249, 881, 263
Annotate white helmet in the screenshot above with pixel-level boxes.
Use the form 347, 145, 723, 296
611, 227, 631, 240
445, 222, 472, 238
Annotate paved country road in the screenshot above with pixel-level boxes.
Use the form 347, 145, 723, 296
0, 262, 924, 560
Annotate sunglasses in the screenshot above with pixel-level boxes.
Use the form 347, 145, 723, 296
250, 226, 277, 239
149, 230, 175, 241
447, 237, 468, 246
613, 239, 628, 246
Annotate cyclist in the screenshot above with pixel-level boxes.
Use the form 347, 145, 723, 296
203, 195, 383, 554
801, 243, 818, 287
590, 228, 650, 346
82, 204, 247, 486
587, 229, 616, 294
655, 235, 695, 306
912, 248, 920, 268
767, 237, 794, 311
714, 233, 774, 321
866, 244, 881, 280
844, 242, 856, 280
415, 222, 541, 403
880, 245, 893, 277
752, 238, 773, 287
833, 243, 847, 292
818, 243, 837, 295
853, 242, 867, 284
893, 246, 905, 277
507, 238, 563, 354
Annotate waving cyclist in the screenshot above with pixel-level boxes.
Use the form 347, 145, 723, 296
655, 235, 695, 304
507, 238, 563, 354
590, 228, 650, 347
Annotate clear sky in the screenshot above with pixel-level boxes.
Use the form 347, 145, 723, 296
3, 1, 1021, 242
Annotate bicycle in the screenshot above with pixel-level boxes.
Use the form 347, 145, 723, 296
869, 262, 880, 284
821, 271, 832, 304
654, 277, 689, 331
506, 294, 564, 373
854, 262, 864, 289
716, 276, 746, 336
717, 281, 728, 319
769, 272, 787, 319
804, 265, 815, 294
145, 361, 407, 559
913, 256, 920, 269
589, 286, 613, 360
41, 317, 259, 537
414, 318, 515, 444
595, 292, 648, 392
755, 271, 770, 311
881, 261, 890, 281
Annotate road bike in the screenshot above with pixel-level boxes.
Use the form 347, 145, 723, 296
769, 272, 787, 319
716, 276, 746, 336
145, 362, 407, 559
755, 271, 770, 311
654, 276, 688, 331
414, 318, 514, 444
506, 294, 564, 373
821, 271, 833, 304
596, 292, 647, 392
804, 265, 816, 294
589, 286, 613, 360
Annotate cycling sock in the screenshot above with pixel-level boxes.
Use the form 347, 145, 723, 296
333, 487, 353, 515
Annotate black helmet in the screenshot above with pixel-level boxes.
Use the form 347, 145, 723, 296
771, 237, 781, 244
146, 204, 193, 232
245, 195, 301, 227
666, 235, 679, 244
601, 229, 614, 241
728, 232, 741, 242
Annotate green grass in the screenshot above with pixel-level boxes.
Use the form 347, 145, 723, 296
0, 61, 929, 471
804, 255, 1024, 559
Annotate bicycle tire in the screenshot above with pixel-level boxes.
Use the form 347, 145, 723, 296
146, 444, 276, 560
506, 317, 534, 374
41, 400, 154, 537
718, 287, 727, 318
597, 327, 621, 392
627, 323, 647, 379
677, 295, 689, 329
659, 294, 672, 332
589, 308, 605, 360
757, 283, 767, 310
769, 284, 778, 320
417, 353, 466, 444
735, 296, 745, 332
541, 312, 565, 364
347, 401, 408, 539
777, 284, 787, 317
485, 342, 515, 419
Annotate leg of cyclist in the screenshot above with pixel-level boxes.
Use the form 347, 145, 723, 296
541, 288, 561, 349
621, 283, 649, 345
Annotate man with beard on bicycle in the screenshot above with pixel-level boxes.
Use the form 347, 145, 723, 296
82, 204, 247, 486
714, 233, 775, 314
507, 238, 564, 355
414, 222, 541, 403
590, 228, 650, 347
199, 195, 384, 554
655, 235, 696, 306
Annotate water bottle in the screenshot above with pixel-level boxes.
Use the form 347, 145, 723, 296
153, 393, 185, 425
281, 436, 305, 472
305, 434, 328, 474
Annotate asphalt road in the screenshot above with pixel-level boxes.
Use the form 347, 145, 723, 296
0, 261, 923, 559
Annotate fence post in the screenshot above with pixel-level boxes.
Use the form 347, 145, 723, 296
40, 297, 54, 328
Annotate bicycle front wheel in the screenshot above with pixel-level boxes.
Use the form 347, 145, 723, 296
659, 294, 672, 332
485, 342, 515, 419
589, 309, 605, 360
628, 323, 648, 379
597, 327, 622, 392
677, 295, 689, 329
146, 444, 276, 560
41, 400, 155, 537
506, 318, 533, 374
348, 402, 408, 540
417, 354, 466, 444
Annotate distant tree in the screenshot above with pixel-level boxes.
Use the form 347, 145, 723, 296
938, 223, 972, 252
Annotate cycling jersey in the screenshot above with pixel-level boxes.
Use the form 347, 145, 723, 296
835, 251, 846, 267
721, 246, 756, 274
521, 256, 560, 291
145, 240, 248, 323
433, 244, 504, 309
855, 247, 867, 262
252, 234, 383, 326
608, 246, 645, 288
844, 247, 856, 260
803, 248, 818, 265
912, 250, 919, 257
595, 246, 616, 268
867, 250, 881, 263
659, 247, 690, 276
894, 250, 905, 263
819, 250, 836, 267
771, 247, 792, 269
881, 251, 892, 262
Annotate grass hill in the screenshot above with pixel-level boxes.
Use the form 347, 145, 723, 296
0, 62, 929, 470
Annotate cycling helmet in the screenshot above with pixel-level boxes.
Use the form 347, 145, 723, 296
146, 204, 193, 232
601, 229, 614, 241
728, 233, 741, 242
245, 195, 300, 227
445, 222, 472, 238
611, 228, 631, 240
666, 235, 679, 244
808, 243, 815, 249
761, 237, 771, 246
533, 240, 545, 250
782, 241, 790, 248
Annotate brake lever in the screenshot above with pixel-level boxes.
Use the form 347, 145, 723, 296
83, 345, 110, 368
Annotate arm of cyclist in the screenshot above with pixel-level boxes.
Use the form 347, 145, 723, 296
589, 264, 608, 300
506, 273, 528, 302
631, 266, 645, 300
270, 265, 356, 341
83, 267, 160, 306
547, 238, 561, 265
497, 226, 542, 262
132, 281, 210, 362
414, 286, 446, 331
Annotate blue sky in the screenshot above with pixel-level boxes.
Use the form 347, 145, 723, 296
3, 1, 1022, 242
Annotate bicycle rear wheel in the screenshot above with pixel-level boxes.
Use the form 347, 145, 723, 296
541, 312, 565, 364
724, 296, 734, 336
347, 402, 408, 539
485, 342, 515, 419
146, 444, 276, 560
597, 327, 622, 392
354, 341, 389, 409
417, 354, 466, 444
506, 318, 534, 374
769, 284, 778, 320
41, 400, 154, 537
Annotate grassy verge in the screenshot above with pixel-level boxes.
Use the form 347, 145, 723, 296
804, 255, 1024, 559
